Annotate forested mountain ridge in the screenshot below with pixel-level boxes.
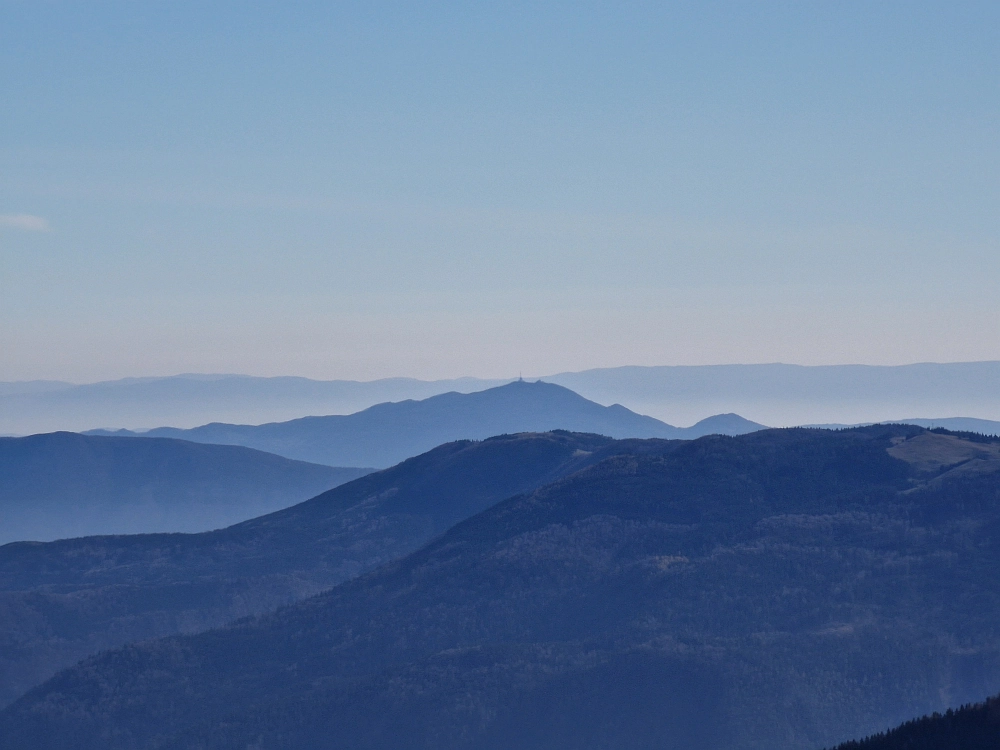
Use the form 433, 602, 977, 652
84, 380, 764, 467
829, 694, 1000, 749
0, 431, 369, 544
0, 431, 661, 707
5, 426, 1000, 749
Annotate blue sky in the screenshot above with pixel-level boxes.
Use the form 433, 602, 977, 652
2, 1, 998, 381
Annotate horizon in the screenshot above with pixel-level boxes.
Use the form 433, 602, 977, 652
7, 358, 1000, 388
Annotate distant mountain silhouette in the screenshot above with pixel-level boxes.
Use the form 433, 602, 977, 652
0, 431, 665, 707
546, 361, 1000, 426
7, 426, 1000, 749
0, 432, 369, 544
685, 412, 764, 436
8, 362, 1000, 436
85, 381, 765, 467
1, 373, 507, 434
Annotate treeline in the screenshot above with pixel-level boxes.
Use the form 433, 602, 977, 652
831, 695, 1000, 749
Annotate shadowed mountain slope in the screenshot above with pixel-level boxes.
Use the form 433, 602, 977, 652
0, 431, 662, 707
0, 432, 369, 544
86, 380, 763, 467
6, 426, 1000, 749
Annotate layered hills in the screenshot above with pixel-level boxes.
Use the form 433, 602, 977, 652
7, 362, 1000, 436
6, 426, 1000, 749
85, 380, 764, 467
0, 432, 368, 544
0, 431, 661, 707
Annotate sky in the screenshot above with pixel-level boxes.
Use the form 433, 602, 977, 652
2, 1, 999, 383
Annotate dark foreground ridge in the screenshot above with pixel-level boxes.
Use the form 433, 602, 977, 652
4, 425, 1000, 749
830, 694, 1000, 750
0, 431, 658, 707
86, 380, 765, 467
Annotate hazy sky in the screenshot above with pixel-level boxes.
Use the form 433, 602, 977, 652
2, 1, 998, 382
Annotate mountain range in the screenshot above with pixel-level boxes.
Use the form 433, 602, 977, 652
0, 432, 369, 544
84, 380, 765, 467
6, 361, 1000, 434
0, 431, 662, 708
4, 425, 1000, 748
2, 374, 507, 434
548, 361, 1000, 426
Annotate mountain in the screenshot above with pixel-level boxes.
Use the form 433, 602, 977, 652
829, 694, 1000, 750
0, 374, 506, 435
8, 361, 1000, 436
6, 426, 1000, 749
684, 412, 764, 436
0, 432, 369, 544
0, 431, 661, 707
545, 361, 1000, 426
85, 381, 761, 467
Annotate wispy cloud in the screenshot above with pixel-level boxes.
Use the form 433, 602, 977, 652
0, 214, 51, 232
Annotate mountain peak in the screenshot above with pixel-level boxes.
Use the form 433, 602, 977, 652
91, 382, 679, 467
83, 381, 766, 467
687, 413, 767, 436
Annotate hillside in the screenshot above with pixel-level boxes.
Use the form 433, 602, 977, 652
829, 694, 1000, 750
0, 432, 368, 544
6, 426, 1000, 749
87, 381, 763, 467
0, 431, 655, 707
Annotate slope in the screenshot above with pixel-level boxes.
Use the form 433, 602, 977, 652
86, 380, 762, 467
0, 432, 368, 544
829, 694, 1000, 750
0, 431, 659, 707
8, 426, 1000, 749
